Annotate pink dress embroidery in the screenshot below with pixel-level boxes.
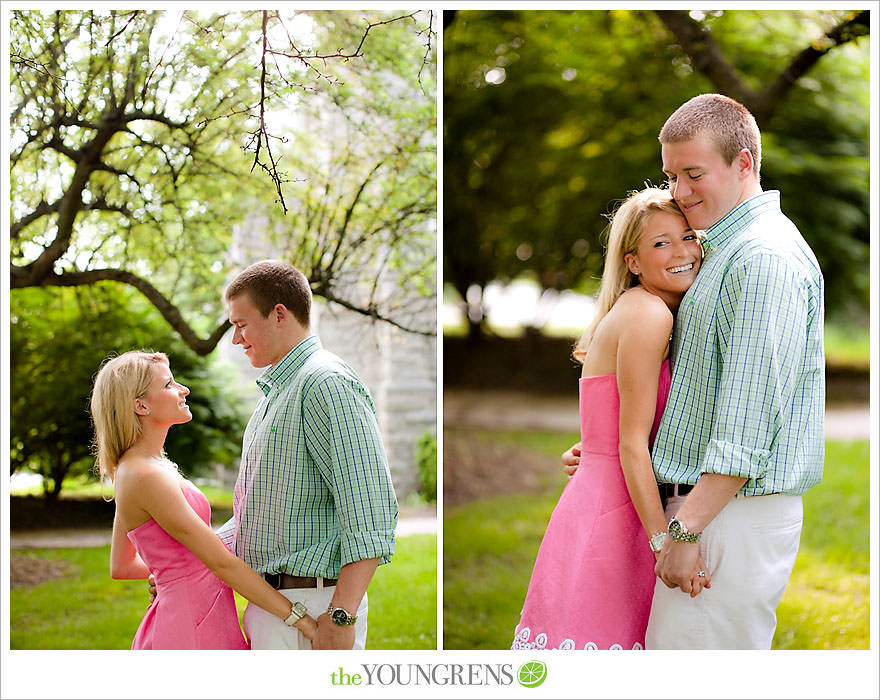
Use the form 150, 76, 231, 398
127, 482, 249, 650
512, 360, 671, 650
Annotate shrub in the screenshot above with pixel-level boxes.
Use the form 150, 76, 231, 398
415, 431, 437, 503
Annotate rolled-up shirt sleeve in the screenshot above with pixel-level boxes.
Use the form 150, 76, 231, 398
702, 252, 808, 485
214, 516, 236, 552
301, 373, 398, 566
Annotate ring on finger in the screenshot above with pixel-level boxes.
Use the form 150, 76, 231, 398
697, 570, 706, 578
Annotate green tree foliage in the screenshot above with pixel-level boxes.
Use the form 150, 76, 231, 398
10, 9, 436, 351
10, 285, 250, 498
444, 9, 869, 335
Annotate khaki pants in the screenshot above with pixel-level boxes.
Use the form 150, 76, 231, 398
243, 581, 368, 650
646, 493, 803, 649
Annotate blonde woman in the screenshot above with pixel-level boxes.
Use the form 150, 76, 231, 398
512, 187, 710, 651
91, 351, 317, 649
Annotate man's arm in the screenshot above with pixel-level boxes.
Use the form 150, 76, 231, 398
656, 252, 808, 590
313, 557, 380, 649
302, 372, 398, 649
214, 515, 236, 552
654, 474, 746, 592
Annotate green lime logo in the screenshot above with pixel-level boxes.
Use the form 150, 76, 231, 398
517, 660, 547, 688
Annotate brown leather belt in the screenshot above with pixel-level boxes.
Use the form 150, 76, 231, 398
658, 483, 694, 500
263, 572, 338, 589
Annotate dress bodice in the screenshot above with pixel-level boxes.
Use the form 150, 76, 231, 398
127, 481, 213, 584
577, 359, 671, 457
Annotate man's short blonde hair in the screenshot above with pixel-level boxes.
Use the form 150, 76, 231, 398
659, 93, 761, 179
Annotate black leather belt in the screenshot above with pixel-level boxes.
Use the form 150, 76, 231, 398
658, 482, 694, 500
263, 572, 338, 589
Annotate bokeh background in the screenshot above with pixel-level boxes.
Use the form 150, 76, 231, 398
442, 8, 870, 650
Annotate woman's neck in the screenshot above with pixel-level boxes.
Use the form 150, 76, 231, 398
130, 423, 170, 461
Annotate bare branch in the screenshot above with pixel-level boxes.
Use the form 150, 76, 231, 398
104, 10, 141, 47
313, 284, 435, 337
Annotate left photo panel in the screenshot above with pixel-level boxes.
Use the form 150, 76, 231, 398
8, 8, 437, 651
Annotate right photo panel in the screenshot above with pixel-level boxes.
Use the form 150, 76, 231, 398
442, 8, 870, 653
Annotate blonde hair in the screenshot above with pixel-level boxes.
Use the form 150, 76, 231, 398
90, 351, 169, 486
659, 93, 761, 179
573, 188, 685, 363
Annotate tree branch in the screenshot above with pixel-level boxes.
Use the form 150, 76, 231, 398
655, 10, 757, 106
313, 284, 435, 337
657, 9, 870, 125
11, 199, 60, 239
11, 266, 231, 355
752, 10, 869, 123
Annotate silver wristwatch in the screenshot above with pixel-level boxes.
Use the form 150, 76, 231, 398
648, 531, 667, 553
284, 601, 308, 626
327, 603, 358, 626
668, 518, 701, 543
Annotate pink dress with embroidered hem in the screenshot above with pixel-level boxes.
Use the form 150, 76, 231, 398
127, 481, 249, 650
512, 360, 671, 651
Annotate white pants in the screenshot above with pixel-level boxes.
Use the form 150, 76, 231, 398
243, 581, 368, 650
646, 492, 803, 650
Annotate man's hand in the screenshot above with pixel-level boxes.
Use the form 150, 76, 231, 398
312, 613, 356, 650
562, 442, 582, 476
148, 573, 157, 602
655, 540, 701, 594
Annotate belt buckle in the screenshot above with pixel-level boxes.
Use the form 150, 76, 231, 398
266, 572, 282, 589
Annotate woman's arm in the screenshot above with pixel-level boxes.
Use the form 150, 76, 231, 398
110, 511, 151, 580
615, 294, 674, 544
132, 467, 317, 639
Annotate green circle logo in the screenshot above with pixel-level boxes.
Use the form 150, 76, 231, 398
517, 660, 547, 688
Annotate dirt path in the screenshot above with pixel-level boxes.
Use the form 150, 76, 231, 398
443, 390, 871, 507
445, 389, 871, 439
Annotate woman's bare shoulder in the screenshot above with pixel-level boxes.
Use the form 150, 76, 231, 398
614, 288, 673, 327
115, 456, 181, 495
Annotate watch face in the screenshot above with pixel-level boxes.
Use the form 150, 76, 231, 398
331, 608, 349, 625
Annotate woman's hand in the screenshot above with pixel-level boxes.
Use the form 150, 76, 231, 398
295, 613, 319, 641
688, 555, 712, 598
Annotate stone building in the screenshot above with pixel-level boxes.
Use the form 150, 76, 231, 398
218, 214, 436, 499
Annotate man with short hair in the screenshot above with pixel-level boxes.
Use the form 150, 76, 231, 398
648, 92, 824, 649
218, 259, 398, 649
565, 94, 824, 649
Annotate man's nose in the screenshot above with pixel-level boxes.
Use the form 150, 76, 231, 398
672, 178, 690, 200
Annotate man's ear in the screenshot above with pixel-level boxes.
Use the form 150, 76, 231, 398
272, 303, 288, 324
738, 148, 755, 179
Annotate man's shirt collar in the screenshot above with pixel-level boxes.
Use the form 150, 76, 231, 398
255, 335, 322, 396
703, 190, 780, 253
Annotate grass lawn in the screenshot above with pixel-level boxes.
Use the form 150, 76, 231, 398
443, 434, 870, 650
10, 534, 436, 650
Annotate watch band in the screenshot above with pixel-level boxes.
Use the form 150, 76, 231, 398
649, 531, 667, 553
284, 601, 308, 626
668, 517, 701, 543
327, 604, 357, 626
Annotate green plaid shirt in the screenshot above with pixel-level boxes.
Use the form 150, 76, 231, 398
652, 191, 825, 496
217, 335, 397, 576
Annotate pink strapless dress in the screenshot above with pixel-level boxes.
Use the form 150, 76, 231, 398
512, 360, 671, 650
127, 481, 249, 650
